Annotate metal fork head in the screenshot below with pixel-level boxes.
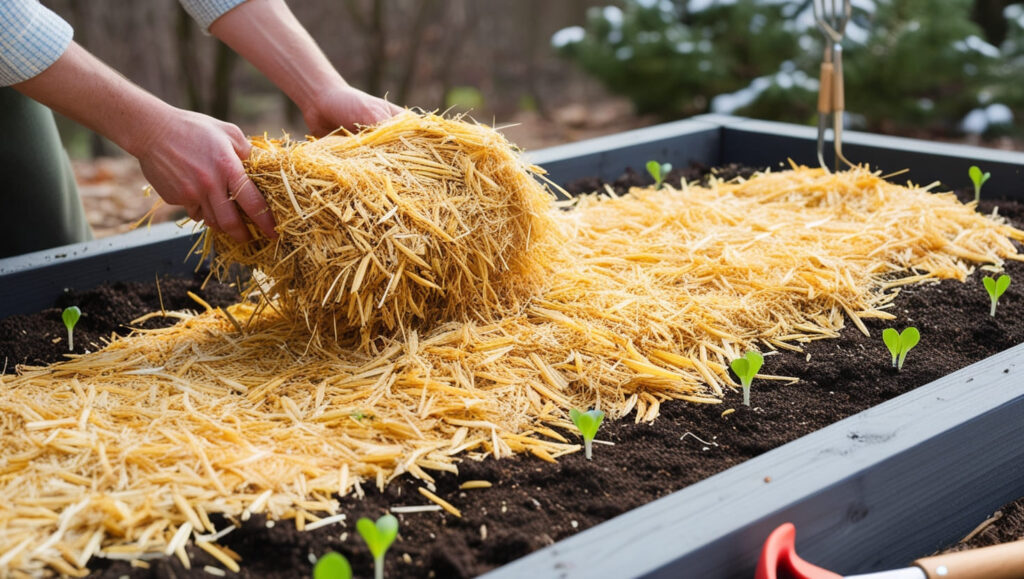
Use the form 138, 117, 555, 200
812, 0, 851, 45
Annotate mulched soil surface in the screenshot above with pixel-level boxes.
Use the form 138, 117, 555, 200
2, 165, 1023, 577
0, 275, 242, 370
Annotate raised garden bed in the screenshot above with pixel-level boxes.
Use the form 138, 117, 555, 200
2, 115, 1024, 578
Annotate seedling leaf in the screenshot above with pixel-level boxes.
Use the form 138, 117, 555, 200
646, 160, 672, 189
897, 327, 920, 370
983, 274, 1011, 317
62, 306, 81, 352
313, 552, 352, 579
883, 327, 920, 370
882, 327, 900, 366
997, 274, 1011, 296
729, 350, 763, 406
569, 408, 605, 460
969, 165, 991, 204
357, 514, 398, 579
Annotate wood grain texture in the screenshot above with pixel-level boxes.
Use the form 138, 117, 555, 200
0, 223, 202, 318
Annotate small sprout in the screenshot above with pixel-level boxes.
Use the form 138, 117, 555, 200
62, 306, 81, 352
569, 408, 605, 460
969, 165, 991, 204
313, 552, 352, 579
882, 327, 920, 371
983, 274, 1011, 317
646, 160, 673, 189
357, 514, 398, 579
729, 351, 763, 407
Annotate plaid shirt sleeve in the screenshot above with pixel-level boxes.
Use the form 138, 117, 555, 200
178, 0, 248, 32
0, 0, 73, 86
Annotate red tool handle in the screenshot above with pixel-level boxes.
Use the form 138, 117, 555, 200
755, 523, 843, 579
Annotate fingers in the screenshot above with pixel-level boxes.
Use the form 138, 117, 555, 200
225, 123, 277, 240
368, 97, 402, 125
200, 197, 220, 233
229, 171, 278, 239
210, 188, 251, 243
136, 111, 274, 245
225, 123, 253, 161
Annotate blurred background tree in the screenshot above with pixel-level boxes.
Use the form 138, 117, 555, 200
555, 0, 1024, 139
38, 0, 1024, 155
42, 0, 616, 157
553, 1, 801, 117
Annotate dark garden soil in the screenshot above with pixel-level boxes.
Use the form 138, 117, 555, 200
0, 275, 242, 370
2, 166, 1023, 577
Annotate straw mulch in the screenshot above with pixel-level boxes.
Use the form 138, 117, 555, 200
2, 116, 1023, 575
206, 113, 561, 347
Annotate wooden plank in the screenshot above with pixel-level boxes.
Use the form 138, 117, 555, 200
482, 342, 1024, 579
0, 222, 203, 318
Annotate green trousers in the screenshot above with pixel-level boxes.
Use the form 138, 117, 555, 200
0, 87, 92, 258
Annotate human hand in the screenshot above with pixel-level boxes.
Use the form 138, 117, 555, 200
133, 109, 277, 243
303, 85, 403, 137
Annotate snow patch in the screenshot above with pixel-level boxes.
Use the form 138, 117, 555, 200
954, 35, 1001, 58
551, 26, 584, 49
711, 69, 818, 114
961, 104, 1015, 134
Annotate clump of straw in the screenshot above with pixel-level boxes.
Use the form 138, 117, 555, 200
206, 113, 560, 344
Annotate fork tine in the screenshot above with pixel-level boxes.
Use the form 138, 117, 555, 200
812, 0, 854, 171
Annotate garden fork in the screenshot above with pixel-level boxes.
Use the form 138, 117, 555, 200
813, 0, 854, 172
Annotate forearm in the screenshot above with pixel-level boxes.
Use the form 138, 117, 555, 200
14, 41, 276, 243
210, 0, 347, 113
12, 42, 175, 158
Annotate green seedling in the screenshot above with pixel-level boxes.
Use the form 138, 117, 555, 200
62, 306, 81, 352
969, 165, 991, 204
569, 408, 605, 460
357, 514, 398, 579
313, 551, 352, 579
882, 327, 920, 371
646, 160, 672, 189
983, 274, 1011, 317
729, 350, 763, 406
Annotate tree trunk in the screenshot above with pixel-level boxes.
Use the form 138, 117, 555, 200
437, 1, 475, 110
175, 5, 204, 113
366, 0, 387, 95
210, 42, 239, 120
523, 0, 549, 119
396, 0, 437, 105
972, 0, 1012, 45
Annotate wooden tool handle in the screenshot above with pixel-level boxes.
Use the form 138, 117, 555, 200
831, 58, 844, 112
915, 540, 1024, 579
818, 62, 833, 114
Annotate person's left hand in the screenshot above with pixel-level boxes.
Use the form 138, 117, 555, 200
303, 85, 403, 137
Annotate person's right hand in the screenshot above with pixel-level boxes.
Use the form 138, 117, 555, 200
303, 85, 403, 137
132, 108, 277, 244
